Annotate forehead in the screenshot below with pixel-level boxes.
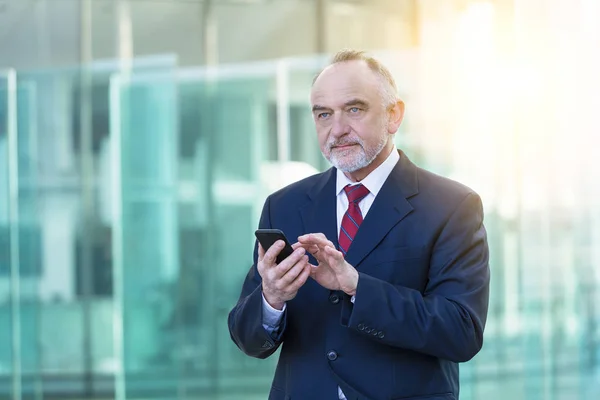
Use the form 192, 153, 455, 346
311, 60, 381, 106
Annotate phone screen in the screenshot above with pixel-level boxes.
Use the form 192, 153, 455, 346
255, 229, 294, 264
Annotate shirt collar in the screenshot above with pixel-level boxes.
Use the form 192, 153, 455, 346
336, 148, 400, 197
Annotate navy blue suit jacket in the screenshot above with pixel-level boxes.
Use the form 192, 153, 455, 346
228, 150, 490, 400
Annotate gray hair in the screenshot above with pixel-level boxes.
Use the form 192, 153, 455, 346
312, 49, 399, 107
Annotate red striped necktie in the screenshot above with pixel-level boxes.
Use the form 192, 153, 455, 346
339, 184, 370, 256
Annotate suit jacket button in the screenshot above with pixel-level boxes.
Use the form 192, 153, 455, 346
358, 323, 365, 331
372, 330, 378, 336
327, 350, 338, 361
329, 293, 340, 304
366, 328, 373, 334
378, 331, 385, 339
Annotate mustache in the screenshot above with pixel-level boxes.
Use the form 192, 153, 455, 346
328, 139, 363, 149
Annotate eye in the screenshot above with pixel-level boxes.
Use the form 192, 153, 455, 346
318, 112, 331, 119
349, 107, 360, 113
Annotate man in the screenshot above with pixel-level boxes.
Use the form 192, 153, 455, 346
228, 49, 490, 400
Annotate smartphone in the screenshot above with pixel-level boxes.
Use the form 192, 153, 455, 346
255, 229, 295, 264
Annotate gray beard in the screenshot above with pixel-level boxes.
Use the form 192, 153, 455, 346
326, 132, 389, 173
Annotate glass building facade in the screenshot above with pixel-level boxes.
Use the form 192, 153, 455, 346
0, 0, 599, 399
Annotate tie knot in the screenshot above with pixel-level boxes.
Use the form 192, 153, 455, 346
344, 184, 370, 203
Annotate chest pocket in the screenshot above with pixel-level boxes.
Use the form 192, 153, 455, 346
361, 245, 429, 291
371, 245, 425, 264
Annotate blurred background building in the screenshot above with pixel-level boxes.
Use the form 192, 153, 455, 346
0, 0, 599, 399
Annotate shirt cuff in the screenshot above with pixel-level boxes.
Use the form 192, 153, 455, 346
350, 295, 356, 303
262, 292, 286, 328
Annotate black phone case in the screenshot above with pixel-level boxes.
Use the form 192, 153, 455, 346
255, 229, 294, 264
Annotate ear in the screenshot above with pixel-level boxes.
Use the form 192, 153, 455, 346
387, 100, 405, 134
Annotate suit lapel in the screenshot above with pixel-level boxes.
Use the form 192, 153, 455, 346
299, 150, 419, 268
345, 150, 419, 269
299, 168, 339, 249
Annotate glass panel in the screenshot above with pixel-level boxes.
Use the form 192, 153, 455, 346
111, 70, 181, 398
0, 71, 15, 400
0, 56, 177, 400
197, 74, 277, 396
112, 67, 290, 398
15, 78, 43, 400
285, 58, 330, 172
0, 72, 43, 400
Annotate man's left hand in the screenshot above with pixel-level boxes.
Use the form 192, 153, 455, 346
295, 233, 358, 296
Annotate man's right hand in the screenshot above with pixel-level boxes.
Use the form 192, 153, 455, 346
258, 240, 311, 310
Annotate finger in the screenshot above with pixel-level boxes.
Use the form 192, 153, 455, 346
308, 263, 319, 278
275, 247, 306, 277
289, 262, 312, 291
324, 245, 344, 261
281, 254, 309, 286
323, 246, 345, 269
292, 242, 319, 256
298, 233, 327, 243
263, 240, 285, 266
295, 242, 325, 264
298, 233, 335, 249
295, 243, 320, 256
257, 243, 265, 261
308, 244, 320, 256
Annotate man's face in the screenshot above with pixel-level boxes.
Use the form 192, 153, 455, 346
310, 61, 393, 173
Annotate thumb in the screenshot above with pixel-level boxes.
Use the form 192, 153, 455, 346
324, 246, 344, 269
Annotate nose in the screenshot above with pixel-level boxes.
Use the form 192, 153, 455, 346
330, 114, 350, 138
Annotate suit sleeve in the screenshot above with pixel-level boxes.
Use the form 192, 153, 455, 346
227, 195, 288, 359
343, 192, 490, 362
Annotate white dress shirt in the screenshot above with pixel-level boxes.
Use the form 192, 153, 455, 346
335, 148, 400, 234
262, 148, 400, 399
